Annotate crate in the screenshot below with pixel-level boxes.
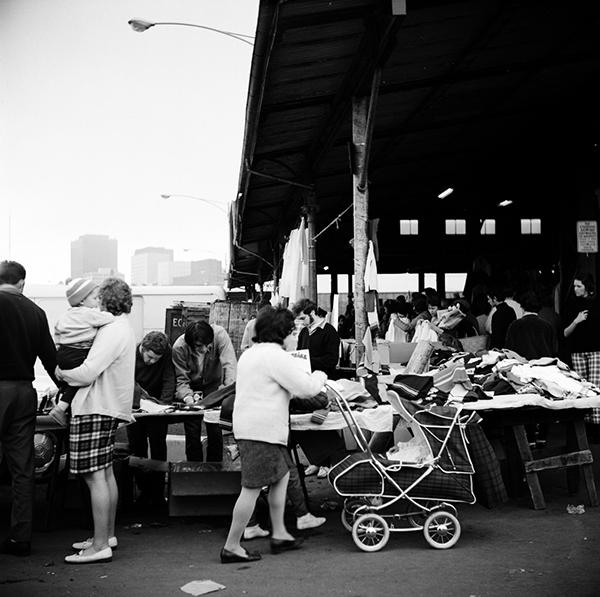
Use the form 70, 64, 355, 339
168, 462, 241, 516
209, 301, 258, 357
164, 303, 211, 345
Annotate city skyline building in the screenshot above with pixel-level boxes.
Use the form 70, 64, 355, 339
131, 246, 174, 285
70, 234, 118, 279
157, 258, 224, 286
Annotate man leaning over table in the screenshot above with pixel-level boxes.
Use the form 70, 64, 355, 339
0, 261, 58, 557
172, 321, 237, 462
128, 331, 175, 508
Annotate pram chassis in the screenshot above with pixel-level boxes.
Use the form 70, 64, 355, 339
325, 381, 473, 551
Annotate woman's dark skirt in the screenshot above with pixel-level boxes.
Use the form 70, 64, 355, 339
237, 440, 293, 489
69, 414, 119, 475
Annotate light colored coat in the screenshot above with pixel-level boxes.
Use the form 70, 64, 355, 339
59, 314, 136, 422
234, 342, 327, 446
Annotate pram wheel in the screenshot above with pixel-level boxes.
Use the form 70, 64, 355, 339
423, 510, 461, 549
352, 514, 390, 552
341, 498, 370, 531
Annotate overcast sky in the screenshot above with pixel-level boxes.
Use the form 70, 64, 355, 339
0, 0, 258, 284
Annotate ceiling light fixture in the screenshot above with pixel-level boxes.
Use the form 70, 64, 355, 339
438, 187, 454, 199
498, 199, 513, 207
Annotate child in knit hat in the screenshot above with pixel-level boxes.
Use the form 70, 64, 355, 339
48, 278, 115, 426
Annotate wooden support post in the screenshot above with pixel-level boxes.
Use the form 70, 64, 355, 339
351, 70, 381, 364
330, 272, 338, 311
304, 194, 318, 303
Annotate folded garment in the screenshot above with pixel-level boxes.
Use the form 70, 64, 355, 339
482, 378, 515, 396
462, 387, 492, 402
310, 407, 331, 424
432, 363, 472, 393
332, 378, 372, 402
389, 374, 434, 401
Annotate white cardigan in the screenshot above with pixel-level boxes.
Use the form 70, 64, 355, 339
59, 314, 136, 422
233, 342, 327, 446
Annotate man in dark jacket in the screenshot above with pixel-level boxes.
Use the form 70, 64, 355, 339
487, 286, 517, 349
0, 261, 58, 556
292, 301, 346, 478
505, 291, 556, 361
128, 331, 175, 507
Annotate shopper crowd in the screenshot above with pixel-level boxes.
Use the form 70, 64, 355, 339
1, 258, 599, 565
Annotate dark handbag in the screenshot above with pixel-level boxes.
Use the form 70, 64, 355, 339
219, 393, 235, 431
289, 391, 329, 414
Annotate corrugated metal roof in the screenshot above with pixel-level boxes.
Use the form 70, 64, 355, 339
230, 0, 600, 287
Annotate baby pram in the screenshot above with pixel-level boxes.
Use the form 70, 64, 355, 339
326, 380, 476, 551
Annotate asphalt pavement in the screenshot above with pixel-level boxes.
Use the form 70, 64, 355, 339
2, 458, 600, 597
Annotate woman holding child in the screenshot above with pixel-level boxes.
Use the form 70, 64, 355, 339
57, 278, 136, 564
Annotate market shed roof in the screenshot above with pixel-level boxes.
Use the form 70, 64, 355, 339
230, 0, 600, 288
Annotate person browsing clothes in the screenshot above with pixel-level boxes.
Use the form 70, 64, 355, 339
221, 306, 327, 563
128, 331, 176, 509
172, 321, 237, 462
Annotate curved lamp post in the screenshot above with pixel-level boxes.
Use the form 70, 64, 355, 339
128, 19, 254, 45
161, 193, 230, 277
160, 193, 228, 213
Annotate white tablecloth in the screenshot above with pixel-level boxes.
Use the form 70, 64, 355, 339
455, 393, 600, 411
291, 405, 394, 432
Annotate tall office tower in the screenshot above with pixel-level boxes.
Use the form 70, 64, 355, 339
70, 234, 118, 279
131, 247, 174, 285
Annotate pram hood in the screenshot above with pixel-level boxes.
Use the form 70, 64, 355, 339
386, 392, 475, 475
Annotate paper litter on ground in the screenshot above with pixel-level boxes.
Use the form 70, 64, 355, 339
180, 580, 226, 596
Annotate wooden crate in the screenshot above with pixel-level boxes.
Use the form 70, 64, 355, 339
210, 301, 257, 357
164, 303, 211, 345
168, 462, 241, 517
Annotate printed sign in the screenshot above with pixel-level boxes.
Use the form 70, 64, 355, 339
577, 220, 598, 254
290, 349, 312, 374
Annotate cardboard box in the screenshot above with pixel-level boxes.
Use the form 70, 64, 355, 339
168, 462, 241, 517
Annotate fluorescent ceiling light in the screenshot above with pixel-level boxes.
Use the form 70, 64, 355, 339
438, 187, 454, 199
498, 199, 513, 207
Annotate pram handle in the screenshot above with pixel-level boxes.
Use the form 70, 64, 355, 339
324, 380, 377, 459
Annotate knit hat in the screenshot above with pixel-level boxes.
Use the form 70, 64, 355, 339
66, 278, 97, 307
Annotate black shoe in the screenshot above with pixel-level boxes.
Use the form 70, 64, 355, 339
270, 537, 304, 554
220, 547, 261, 564
0, 538, 31, 557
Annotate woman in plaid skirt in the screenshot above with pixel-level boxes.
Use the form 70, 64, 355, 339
564, 273, 600, 431
57, 278, 136, 564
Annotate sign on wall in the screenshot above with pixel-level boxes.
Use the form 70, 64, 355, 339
577, 220, 598, 254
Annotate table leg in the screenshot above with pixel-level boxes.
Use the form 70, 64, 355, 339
512, 423, 546, 510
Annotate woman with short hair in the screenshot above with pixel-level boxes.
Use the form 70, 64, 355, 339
58, 278, 136, 564
221, 307, 326, 563
564, 274, 600, 429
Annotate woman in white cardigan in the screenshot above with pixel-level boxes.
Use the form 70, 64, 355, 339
57, 278, 136, 565
221, 307, 327, 564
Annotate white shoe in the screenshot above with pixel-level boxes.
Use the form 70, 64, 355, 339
317, 466, 330, 479
243, 524, 270, 540
65, 546, 112, 564
72, 536, 118, 551
297, 513, 326, 530
304, 465, 318, 476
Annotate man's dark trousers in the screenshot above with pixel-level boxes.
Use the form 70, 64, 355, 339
127, 418, 169, 501
183, 381, 223, 462
0, 381, 37, 542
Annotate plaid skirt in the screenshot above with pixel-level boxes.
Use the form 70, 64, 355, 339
69, 415, 120, 474
571, 351, 600, 425
237, 440, 293, 489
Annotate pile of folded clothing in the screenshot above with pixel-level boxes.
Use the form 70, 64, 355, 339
383, 349, 600, 406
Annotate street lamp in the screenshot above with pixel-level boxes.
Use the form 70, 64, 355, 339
160, 193, 228, 213
127, 19, 254, 46
161, 193, 230, 275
